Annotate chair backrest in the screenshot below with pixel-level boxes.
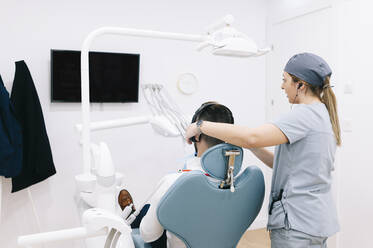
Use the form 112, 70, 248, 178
200, 143, 243, 180
156, 144, 265, 248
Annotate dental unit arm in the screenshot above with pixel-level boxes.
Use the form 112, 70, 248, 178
76, 83, 187, 221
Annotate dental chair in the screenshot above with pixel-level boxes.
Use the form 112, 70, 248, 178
131, 143, 265, 248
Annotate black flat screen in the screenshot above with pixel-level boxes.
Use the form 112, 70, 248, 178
51, 50, 140, 102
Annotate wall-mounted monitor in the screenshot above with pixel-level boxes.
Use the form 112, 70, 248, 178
51, 49, 140, 102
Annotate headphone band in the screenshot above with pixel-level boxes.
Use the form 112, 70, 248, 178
191, 103, 234, 124
191, 103, 217, 123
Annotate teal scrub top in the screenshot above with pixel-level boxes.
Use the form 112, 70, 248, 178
268, 102, 339, 237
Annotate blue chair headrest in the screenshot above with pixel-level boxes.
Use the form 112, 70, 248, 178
200, 143, 243, 180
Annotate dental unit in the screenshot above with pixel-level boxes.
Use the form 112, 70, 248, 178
17, 15, 271, 248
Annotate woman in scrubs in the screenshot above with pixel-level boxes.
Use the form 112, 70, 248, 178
185, 53, 340, 247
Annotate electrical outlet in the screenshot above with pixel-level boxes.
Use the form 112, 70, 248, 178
344, 83, 353, 94
342, 119, 352, 132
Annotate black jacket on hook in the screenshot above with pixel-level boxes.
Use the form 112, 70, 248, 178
0, 75, 23, 177
10, 60, 56, 192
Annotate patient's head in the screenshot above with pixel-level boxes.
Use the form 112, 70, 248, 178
192, 101, 234, 157
118, 189, 135, 211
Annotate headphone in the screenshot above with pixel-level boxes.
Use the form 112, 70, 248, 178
190, 103, 217, 143
191, 103, 217, 124
190, 102, 234, 143
291, 83, 303, 109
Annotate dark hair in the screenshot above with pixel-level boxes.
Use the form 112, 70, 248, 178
194, 101, 234, 147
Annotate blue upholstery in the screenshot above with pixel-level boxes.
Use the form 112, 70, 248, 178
201, 143, 243, 180
157, 168, 265, 248
131, 228, 152, 248
132, 144, 265, 248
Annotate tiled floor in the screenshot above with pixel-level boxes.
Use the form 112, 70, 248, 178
237, 228, 271, 248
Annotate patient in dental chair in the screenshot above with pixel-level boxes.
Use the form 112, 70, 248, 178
118, 102, 234, 248
118, 189, 151, 229
118, 189, 135, 212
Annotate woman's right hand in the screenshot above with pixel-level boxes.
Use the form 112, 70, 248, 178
185, 122, 200, 144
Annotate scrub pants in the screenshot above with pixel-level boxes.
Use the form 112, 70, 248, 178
270, 228, 328, 248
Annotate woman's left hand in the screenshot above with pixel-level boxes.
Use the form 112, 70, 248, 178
185, 123, 199, 144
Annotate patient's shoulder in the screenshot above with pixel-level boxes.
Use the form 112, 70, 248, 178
163, 172, 180, 181
158, 173, 182, 189
151, 173, 181, 202
157, 173, 180, 187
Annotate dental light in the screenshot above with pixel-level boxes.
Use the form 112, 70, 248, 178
212, 36, 272, 57
197, 15, 272, 57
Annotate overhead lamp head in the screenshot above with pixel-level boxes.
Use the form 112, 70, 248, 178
197, 35, 272, 58
197, 15, 272, 57
212, 37, 259, 57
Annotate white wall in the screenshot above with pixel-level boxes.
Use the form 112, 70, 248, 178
335, 1, 373, 247
0, 1, 268, 247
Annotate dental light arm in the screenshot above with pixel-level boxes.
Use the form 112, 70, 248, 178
80, 28, 204, 175
205, 14, 235, 34
80, 14, 272, 174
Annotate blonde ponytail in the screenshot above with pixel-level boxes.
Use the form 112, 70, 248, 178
321, 77, 341, 146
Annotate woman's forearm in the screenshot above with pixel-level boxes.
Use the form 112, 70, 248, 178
198, 121, 275, 167
195, 121, 288, 148
249, 147, 274, 169
199, 121, 255, 148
